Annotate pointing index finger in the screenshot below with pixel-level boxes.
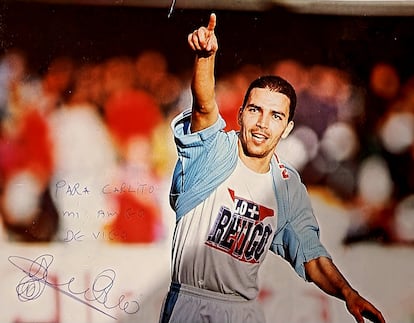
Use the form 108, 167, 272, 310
207, 13, 216, 32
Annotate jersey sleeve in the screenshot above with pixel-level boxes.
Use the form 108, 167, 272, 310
169, 109, 239, 220
270, 165, 331, 281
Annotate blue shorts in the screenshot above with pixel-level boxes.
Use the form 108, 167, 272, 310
159, 282, 265, 323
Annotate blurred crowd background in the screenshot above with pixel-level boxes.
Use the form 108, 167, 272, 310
0, 2, 413, 245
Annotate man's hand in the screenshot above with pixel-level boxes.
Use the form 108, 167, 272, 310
345, 291, 386, 323
188, 13, 218, 57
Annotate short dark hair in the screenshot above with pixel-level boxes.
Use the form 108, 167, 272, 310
241, 75, 297, 122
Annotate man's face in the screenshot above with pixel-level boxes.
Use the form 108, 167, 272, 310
238, 88, 294, 165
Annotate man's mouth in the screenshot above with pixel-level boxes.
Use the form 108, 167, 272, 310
251, 132, 268, 143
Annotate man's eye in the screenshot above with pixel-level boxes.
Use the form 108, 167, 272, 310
273, 113, 282, 120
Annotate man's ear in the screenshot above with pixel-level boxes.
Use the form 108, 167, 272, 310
237, 107, 243, 126
281, 121, 294, 139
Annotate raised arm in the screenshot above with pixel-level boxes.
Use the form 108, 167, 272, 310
305, 256, 386, 323
187, 13, 219, 132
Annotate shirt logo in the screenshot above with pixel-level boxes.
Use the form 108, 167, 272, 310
205, 189, 274, 263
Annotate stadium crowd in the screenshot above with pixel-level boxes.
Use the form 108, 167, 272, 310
0, 48, 413, 244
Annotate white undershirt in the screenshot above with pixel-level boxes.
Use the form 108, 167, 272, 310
172, 158, 278, 300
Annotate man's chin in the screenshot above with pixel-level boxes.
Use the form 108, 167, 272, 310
244, 148, 268, 159
239, 139, 272, 159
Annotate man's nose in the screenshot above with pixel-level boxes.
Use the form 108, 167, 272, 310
256, 114, 269, 128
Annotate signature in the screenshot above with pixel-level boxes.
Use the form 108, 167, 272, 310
8, 254, 140, 320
